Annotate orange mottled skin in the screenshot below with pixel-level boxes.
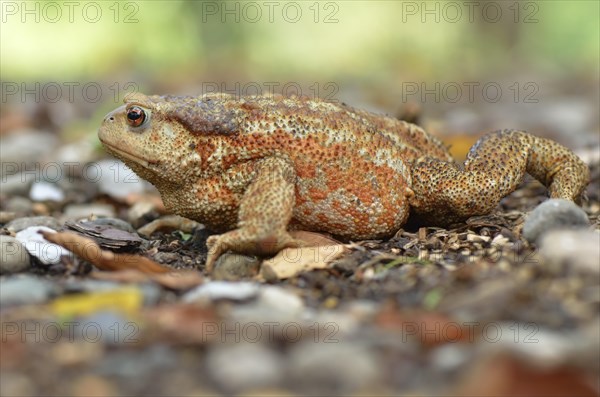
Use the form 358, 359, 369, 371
98, 93, 590, 271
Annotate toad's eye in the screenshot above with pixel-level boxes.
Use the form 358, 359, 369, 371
126, 106, 146, 127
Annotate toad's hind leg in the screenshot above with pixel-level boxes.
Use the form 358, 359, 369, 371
408, 129, 590, 225
204, 156, 304, 272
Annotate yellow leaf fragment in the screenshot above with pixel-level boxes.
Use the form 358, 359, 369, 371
51, 288, 143, 317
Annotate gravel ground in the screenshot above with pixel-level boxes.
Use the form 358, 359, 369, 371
1, 101, 599, 396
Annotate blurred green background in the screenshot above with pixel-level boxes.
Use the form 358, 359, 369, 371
1, 0, 599, 139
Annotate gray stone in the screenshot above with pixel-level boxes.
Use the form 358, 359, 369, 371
0, 372, 36, 396
4, 197, 33, 214
431, 344, 471, 372
522, 199, 589, 243
287, 341, 380, 393
95, 345, 177, 378
127, 201, 157, 228
0, 173, 36, 195
206, 343, 284, 392
5, 216, 62, 233
0, 235, 31, 274
94, 159, 149, 199
73, 311, 141, 345
0, 129, 59, 166
182, 281, 259, 303
0, 275, 59, 306
212, 253, 260, 280
539, 230, 600, 274
29, 181, 65, 202
228, 285, 305, 324
257, 285, 304, 313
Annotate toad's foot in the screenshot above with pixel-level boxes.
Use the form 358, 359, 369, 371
409, 129, 590, 225
205, 230, 305, 273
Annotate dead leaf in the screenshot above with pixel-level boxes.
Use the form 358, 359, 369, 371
65, 220, 142, 250
90, 269, 204, 290
260, 244, 348, 280
456, 353, 598, 396
142, 303, 217, 344
40, 230, 170, 274
445, 132, 479, 161
289, 230, 342, 246
376, 304, 472, 347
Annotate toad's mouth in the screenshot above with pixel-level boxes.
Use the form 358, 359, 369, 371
98, 138, 159, 168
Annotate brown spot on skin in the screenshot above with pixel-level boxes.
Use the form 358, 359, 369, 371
309, 187, 328, 201
317, 213, 329, 224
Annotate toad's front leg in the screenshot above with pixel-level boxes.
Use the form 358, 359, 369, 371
205, 156, 305, 272
408, 129, 590, 225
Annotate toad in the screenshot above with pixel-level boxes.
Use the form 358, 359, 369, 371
98, 93, 590, 271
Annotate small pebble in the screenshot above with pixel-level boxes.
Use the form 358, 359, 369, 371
183, 281, 259, 303
29, 181, 65, 202
206, 343, 284, 392
0, 235, 31, 274
0, 275, 59, 306
431, 344, 471, 372
127, 201, 158, 227
258, 285, 304, 313
5, 196, 33, 214
0, 173, 35, 195
14, 226, 72, 265
31, 202, 50, 215
212, 253, 260, 280
5, 216, 62, 233
539, 230, 600, 274
95, 345, 177, 378
229, 285, 305, 324
73, 311, 142, 345
0, 211, 18, 224
95, 159, 147, 199
0, 372, 36, 396
522, 199, 589, 243
0, 129, 59, 165
287, 341, 380, 393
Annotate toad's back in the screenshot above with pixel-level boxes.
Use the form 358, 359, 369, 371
185, 94, 454, 238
